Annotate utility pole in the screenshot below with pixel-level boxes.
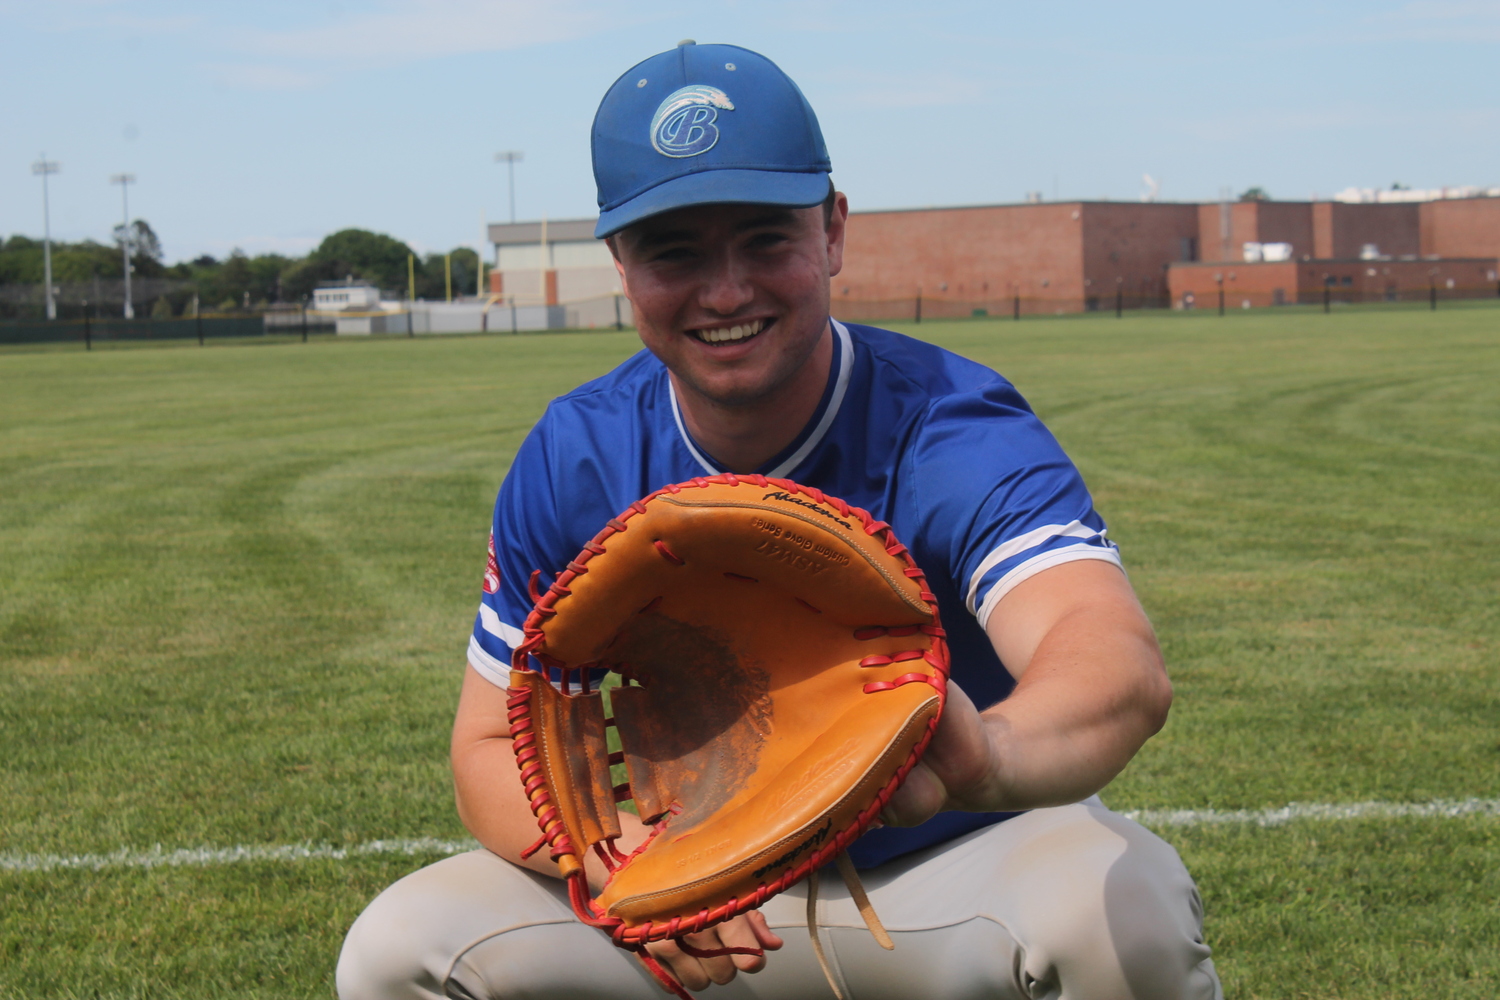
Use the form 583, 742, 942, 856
539, 216, 549, 307
1218, 186, 1232, 264
111, 173, 137, 318
31, 156, 60, 320
494, 151, 523, 224
477, 214, 487, 297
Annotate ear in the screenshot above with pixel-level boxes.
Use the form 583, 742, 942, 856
825, 192, 850, 278
606, 236, 631, 296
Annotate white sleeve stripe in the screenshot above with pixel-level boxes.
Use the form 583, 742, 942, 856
974, 547, 1125, 630
466, 635, 510, 687
964, 520, 1103, 612
478, 603, 525, 649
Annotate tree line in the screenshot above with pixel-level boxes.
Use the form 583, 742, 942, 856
0, 224, 482, 319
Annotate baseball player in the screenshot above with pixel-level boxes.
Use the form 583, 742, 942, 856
338, 42, 1222, 1000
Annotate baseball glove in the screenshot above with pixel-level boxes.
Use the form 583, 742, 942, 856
507, 474, 948, 996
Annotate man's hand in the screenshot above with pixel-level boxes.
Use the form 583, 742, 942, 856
879, 681, 1000, 827
642, 912, 783, 992
881, 559, 1172, 827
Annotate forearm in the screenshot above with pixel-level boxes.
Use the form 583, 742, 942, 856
451, 730, 564, 878
882, 561, 1173, 826
451, 665, 651, 886
974, 603, 1171, 811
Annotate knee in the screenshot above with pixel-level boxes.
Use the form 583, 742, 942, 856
335, 880, 449, 1000
1007, 810, 1218, 999
336, 906, 424, 1000
1100, 845, 1217, 999
333, 850, 580, 1000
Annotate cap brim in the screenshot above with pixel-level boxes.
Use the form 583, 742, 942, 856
595, 169, 830, 238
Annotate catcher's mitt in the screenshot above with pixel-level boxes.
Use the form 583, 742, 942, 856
507, 474, 948, 995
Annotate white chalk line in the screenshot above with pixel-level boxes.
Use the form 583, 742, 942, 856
4, 799, 1497, 874
1122, 797, 1500, 828
0, 837, 479, 874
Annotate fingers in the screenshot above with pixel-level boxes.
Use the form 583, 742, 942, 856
642, 913, 778, 991
879, 759, 948, 827
719, 910, 784, 972
881, 682, 1002, 827
923, 681, 1004, 811
644, 936, 724, 992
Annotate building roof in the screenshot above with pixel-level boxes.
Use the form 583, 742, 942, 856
488, 218, 598, 245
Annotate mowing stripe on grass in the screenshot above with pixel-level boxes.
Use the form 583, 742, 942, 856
4, 799, 1498, 874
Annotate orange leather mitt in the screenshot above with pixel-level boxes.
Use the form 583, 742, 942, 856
507, 474, 949, 995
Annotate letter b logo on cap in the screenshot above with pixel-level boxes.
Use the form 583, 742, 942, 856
650, 85, 735, 158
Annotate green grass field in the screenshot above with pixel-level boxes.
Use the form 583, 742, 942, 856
3, 303, 1498, 999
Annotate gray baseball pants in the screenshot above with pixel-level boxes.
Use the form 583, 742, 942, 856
337, 798, 1222, 1000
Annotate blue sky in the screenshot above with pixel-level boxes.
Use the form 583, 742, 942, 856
3, 0, 1496, 263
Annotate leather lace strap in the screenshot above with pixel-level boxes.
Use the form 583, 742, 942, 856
807, 851, 896, 1000
806, 866, 844, 1000
836, 851, 895, 950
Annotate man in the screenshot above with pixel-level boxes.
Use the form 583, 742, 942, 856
339, 41, 1221, 1000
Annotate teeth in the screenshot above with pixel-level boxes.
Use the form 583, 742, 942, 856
697, 320, 765, 343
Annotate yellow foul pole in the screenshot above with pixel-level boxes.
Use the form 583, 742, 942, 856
445, 253, 453, 303
407, 254, 415, 302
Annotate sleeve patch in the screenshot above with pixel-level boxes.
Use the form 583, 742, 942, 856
483, 531, 501, 595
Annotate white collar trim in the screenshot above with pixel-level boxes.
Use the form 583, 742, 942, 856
669, 378, 720, 476
668, 319, 854, 479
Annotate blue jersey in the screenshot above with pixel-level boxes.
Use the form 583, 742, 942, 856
469, 320, 1120, 867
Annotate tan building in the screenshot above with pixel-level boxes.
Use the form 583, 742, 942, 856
486, 218, 630, 329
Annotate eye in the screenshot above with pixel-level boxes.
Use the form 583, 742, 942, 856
650, 246, 696, 263
746, 231, 790, 250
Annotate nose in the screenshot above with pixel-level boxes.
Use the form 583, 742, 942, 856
697, 249, 755, 316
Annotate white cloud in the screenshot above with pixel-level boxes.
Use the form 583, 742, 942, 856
236, 0, 614, 64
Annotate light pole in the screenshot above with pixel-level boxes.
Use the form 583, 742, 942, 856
110, 173, 136, 318
31, 156, 60, 320
494, 151, 523, 224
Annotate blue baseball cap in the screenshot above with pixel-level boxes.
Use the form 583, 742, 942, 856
592, 42, 831, 238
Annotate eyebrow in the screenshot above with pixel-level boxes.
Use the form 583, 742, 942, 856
630, 208, 803, 250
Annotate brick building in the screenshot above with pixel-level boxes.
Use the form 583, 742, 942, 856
832, 202, 1200, 319
834, 195, 1497, 317
1420, 197, 1500, 259
488, 196, 1500, 321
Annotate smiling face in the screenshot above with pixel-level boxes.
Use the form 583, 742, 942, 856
610, 196, 848, 409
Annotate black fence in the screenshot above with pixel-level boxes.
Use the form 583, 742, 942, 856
834, 282, 1500, 324
1, 314, 270, 347
833, 291, 1170, 324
